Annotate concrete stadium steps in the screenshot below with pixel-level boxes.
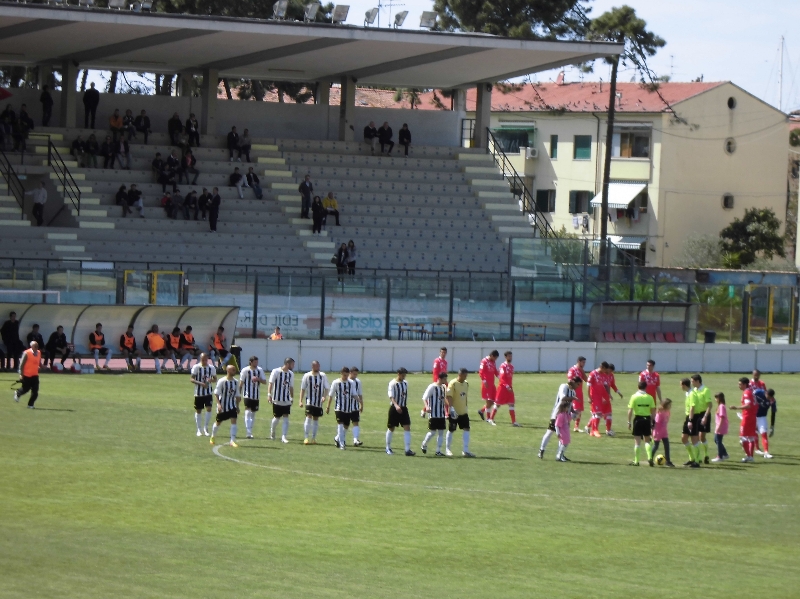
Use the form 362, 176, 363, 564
278, 178, 474, 195
276, 138, 469, 158
332, 249, 506, 272
284, 165, 480, 185
282, 204, 492, 220
280, 152, 463, 171
328, 226, 503, 242
78, 180, 269, 200
70, 168, 275, 191
329, 237, 505, 254
270, 187, 472, 205
302, 215, 496, 231
79, 156, 279, 175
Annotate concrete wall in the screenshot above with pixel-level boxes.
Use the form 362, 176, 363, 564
235, 338, 800, 373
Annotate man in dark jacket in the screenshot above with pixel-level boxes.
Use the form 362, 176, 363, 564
134, 110, 151, 144
363, 121, 378, 154
208, 187, 221, 232
298, 174, 313, 218
167, 112, 183, 146
26, 324, 45, 357
197, 187, 210, 221
1, 310, 22, 371
398, 123, 411, 156
185, 113, 200, 147
179, 150, 199, 185
378, 121, 394, 154
40, 85, 54, 127
246, 167, 263, 200
100, 135, 115, 169
83, 82, 100, 129
227, 126, 240, 161
45, 325, 72, 368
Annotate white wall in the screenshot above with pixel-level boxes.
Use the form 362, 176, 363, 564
235, 339, 800, 373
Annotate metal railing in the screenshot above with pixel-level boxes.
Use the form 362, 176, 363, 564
0, 149, 26, 220
47, 138, 81, 216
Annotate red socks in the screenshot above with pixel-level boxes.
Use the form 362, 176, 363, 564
589, 417, 598, 434
761, 433, 769, 453
489, 408, 497, 421
575, 415, 581, 428
605, 417, 612, 432
744, 441, 755, 457
509, 409, 516, 424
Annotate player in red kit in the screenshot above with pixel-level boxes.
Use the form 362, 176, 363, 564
586, 362, 609, 437
639, 359, 662, 402
478, 350, 499, 425
603, 364, 624, 436
731, 377, 757, 463
492, 351, 520, 426
567, 356, 588, 432
432, 347, 448, 382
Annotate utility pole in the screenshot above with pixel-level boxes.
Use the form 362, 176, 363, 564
779, 36, 784, 112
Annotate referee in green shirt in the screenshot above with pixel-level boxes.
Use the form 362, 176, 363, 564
627, 381, 656, 466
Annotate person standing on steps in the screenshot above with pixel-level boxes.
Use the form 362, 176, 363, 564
40, 85, 53, 127
298, 175, 313, 219
25, 181, 47, 226
208, 187, 221, 232
83, 82, 100, 129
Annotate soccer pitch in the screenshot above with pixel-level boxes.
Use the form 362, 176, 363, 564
2, 371, 799, 599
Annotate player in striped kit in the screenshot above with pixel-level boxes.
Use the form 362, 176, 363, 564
327, 367, 358, 450
268, 357, 295, 444
349, 366, 364, 447
420, 372, 449, 456
210, 365, 240, 447
190, 353, 217, 436
239, 355, 267, 439
299, 361, 328, 445
386, 367, 414, 456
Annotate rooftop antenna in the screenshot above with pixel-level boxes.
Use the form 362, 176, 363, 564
377, 0, 405, 28
670, 54, 674, 79
778, 35, 785, 112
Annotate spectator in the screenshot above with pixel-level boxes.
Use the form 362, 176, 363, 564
227, 126, 241, 161
184, 189, 198, 220
197, 187, 209, 221
0, 105, 13, 150
167, 112, 183, 146
109, 109, 123, 141
114, 136, 131, 170
378, 121, 394, 154
240, 128, 252, 162
269, 327, 283, 340
70, 135, 86, 167
399, 123, 411, 156
12, 108, 32, 152
161, 191, 174, 218
83, 82, 100, 129
127, 183, 144, 218
185, 113, 200, 147
123, 109, 136, 141
18, 105, 34, 131
298, 174, 313, 219
85, 134, 99, 168
209, 187, 221, 232
311, 195, 324, 234
89, 322, 112, 370
45, 325, 72, 369
40, 85, 53, 127
323, 191, 340, 226
230, 167, 244, 199
346, 239, 357, 275
166, 149, 181, 181
363, 121, 378, 154
116, 184, 131, 217
26, 324, 45, 355
25, 181, 47, 227
335, 242, 348, 280
100, 135, 115, 169
180, 149, 199, 185
134, 109, 151, 144
246, 167, 262, 200
1, 311, 22, 371
172, 189, 184, 220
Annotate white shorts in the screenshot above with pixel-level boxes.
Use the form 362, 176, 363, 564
756, 416, 769, 434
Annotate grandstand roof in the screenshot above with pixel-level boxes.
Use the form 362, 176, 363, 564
0, 2, 621, 89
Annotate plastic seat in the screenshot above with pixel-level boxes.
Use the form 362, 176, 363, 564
624, 332, 636, 342
614, 332, 625, 342
654, 332, 666, 343
644, 333, 656, 342
674, 332, 685, 343
664, 332, 676, 343
634, 332, 646, 342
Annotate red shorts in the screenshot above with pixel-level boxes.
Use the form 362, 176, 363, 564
740, 418, 757, 439
590, 400, 604, 415
495, 385, 515, 405
571, 398, 585, 412
600, 399, 612, 415
481, 381, 496, 401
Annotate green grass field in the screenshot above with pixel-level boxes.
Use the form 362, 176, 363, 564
2, 370, 799, 599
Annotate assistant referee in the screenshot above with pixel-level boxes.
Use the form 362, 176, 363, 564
627, 381, 656, 466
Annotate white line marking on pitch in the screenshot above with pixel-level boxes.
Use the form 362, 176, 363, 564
212, 446, 792, 509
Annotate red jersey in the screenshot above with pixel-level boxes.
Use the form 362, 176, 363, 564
639, 370, 661, 399
607, 373, 619, 393
749, 379, 766, 392
740, 388, 757, 420
479, 357, 498, 383
567, 365, 586, 399
587, 369, 607, 401
498, 362, 514, 388
432, 357, 447, 382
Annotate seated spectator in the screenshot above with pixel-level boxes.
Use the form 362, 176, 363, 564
399, 123, 411, 156
227, 126, 241, 161
179, 325, 201, 369
116, 184, 131, 217
346, 239, 357, 275
246, 167, 262, 199
378, 121, 394, 154
101, 135, 115, 169
123, 109, 136, 141
184, 189, 198, 220
185, 113, 200, 147
311, 195, 324, 234
134, 109, 151, 144
152, 152, 176, 193
26, 324, 45, 358
240, 128, 252, 162
172, 189, 184, 219
114, 136, 131, 170
89, 322, 112, 370
45, 325, 73, 369
197, 187, 210, 221
119, 324, 142, 372
230, 167, 244, 199
127, 183, 144, 218
109, 109, 123, 141
143, 324, 169, 374
363, 121, 378, 154
70, 135, 86, 167
85, 134, 99, 168
18, 104, 34, 131
179, 149, 199, 185
161, 191, 174, 218
322, 191, 340, 226
166, 149, 181, 180
168, 112, 183, 146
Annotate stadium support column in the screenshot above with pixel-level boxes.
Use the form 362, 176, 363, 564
338, 76, 356, 142
177, 71, 194, 97
59, 60, 78, 129
200, 67, 219, 135
474, 83, 492, 148
316, 81, 330, 105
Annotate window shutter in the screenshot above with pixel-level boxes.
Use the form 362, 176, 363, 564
569, 191, 578, 214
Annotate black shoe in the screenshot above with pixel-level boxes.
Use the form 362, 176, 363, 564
629, 461, 639, 466
704, 456, 710, 465
404, 450, 415, 457
333, 436, 340, 448
421, 445, 427, 454
478, 410, 485, 421
690, 462, 701, 469
353, 440, 363, 447
648, 459, 654, 467
560, 455, 571, 462
683, 461, 693, 467
537, 449, 544, 459
666, 462, 676, 468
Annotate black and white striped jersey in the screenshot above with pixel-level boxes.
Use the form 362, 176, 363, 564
329, 378, 357, 412
191, 363, 216, 396
552, 383, 575, 420
239, 366, 266, 400
215, 378, 239, 412
388, 379, 408, 408
422, 383, 448, 419
301, 371, 329, 408
269, 367, 294, 405
350, 377, 362, 399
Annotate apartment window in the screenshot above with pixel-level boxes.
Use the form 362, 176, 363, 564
568, 190, 593, 214
573, 135, 592, 160
535, 189, 556, 213
550, 135, 558, 159
722, 194, 734, 209
612, 128, 651, 158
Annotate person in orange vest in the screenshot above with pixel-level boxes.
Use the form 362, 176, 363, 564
269, 326, 283, 341
89, 323, 113, 370
209, 326, 232, 371
179, 325, 201, 371
143, 324, 170, 374
119, 325, 142, 372
167, 327, 184, 372
15, 340, 42, 408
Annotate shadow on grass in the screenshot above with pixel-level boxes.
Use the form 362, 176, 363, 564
29, 407, 76, 412
236, 444, 282, 451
